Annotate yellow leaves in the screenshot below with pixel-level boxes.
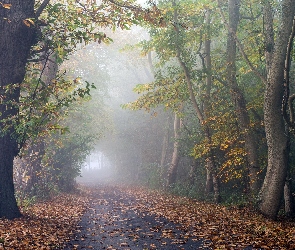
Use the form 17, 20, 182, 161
220, 143, 229, 150
0, 2, 11, 9
73, 77, 81, 84
23, 175, 31, 183
218, 147, 247, 182
76, 8, 83, 14
23, 18, 35, 27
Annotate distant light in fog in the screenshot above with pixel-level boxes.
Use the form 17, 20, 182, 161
83, 152, 111, 170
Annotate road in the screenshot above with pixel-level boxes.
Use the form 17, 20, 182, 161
63, 185, 211, 250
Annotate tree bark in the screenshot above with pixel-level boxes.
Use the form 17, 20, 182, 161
203, 10, 213, 195
226, 0, 260, 193
167, 112, 181, 186
259, 0, 295, 219
160, 114, 171, 168
0, 0, 36, 219
282, 122, 295, 217
284, 176, 295, 217
263, 1, 274, 75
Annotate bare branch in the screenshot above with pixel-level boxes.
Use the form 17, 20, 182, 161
27, 55, 47, 62
213, 75, 227, 86
106, 0, 143, 11
240, 12, 262, 21
35, 0, 50, 19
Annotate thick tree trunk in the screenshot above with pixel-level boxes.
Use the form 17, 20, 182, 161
226, 0, 260, 193
259, 0, 295, 219
0, 0, 36, 219
0, 135, 21, 219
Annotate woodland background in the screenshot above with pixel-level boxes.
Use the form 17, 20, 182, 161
0, 0, 294, 220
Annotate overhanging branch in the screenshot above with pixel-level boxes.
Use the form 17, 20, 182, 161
35, 0, 50, 19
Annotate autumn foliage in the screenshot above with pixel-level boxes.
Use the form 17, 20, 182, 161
0, 190, 89, 249
1, 184, 295, 249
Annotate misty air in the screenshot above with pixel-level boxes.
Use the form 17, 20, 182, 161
0, 0, 294, 249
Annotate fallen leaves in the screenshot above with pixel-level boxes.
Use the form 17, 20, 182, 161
1, 184, 295, 249
0, 190, 89, 249
95, 185, 295, 249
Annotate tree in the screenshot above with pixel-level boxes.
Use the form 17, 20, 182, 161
0, 0, 150, 219
216, 0, 295, 217
167, 111, 181, 186
259, 0, 295, 218
0, 0, 42, 219
132, 0, 222, 202
224, 0, 260, 193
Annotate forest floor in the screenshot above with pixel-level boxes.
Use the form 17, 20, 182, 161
0, 184, 295, 249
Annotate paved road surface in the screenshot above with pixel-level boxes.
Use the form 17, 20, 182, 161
63, 186, 211, 250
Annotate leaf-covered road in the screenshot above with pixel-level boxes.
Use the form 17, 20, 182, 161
63, 186, 209, 249
62, 185, 295, 249
1, 184, 294, 249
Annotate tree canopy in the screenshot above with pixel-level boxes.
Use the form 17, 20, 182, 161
1, 0, 295, 220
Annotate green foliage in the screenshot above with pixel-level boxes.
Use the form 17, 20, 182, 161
119, 0, 269, 202
16, 194, 37, 210
16, 71, 94, 148
168, 182, 206, 201
222, 192, 250, 209
138, 163, 165, 189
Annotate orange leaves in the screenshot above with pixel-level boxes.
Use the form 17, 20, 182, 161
0, 192, 89, 249
23, 18, 35, 27
109, 185, 295, 249
3, 185, 295, 249
0, 2, 11, 9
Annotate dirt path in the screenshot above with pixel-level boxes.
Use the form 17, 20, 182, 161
63, 185, 211, 249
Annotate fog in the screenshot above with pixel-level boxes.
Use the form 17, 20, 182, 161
65, 26, 171, 187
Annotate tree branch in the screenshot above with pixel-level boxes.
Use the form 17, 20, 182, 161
27, 55, 47, 62
106, 0, 143, 11
35, 0, 50, 19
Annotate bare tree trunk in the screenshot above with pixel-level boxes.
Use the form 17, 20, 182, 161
167, 113, 181, 187
259, 0, 295, 219
205, 170, 213, 193
160, 114, 172, 168
203, 10, 214, 195
42, 52, 58, 84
